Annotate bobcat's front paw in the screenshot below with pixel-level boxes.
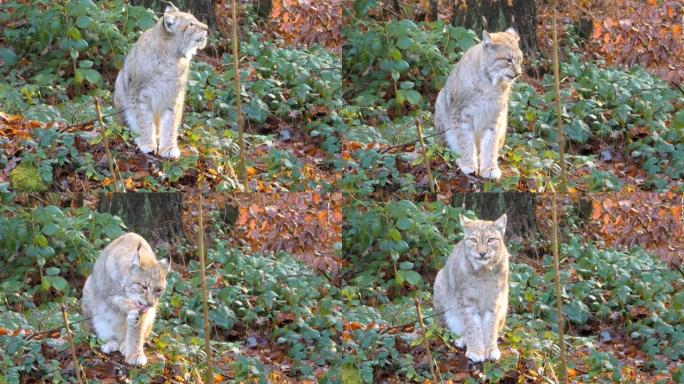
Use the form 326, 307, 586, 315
487, 347, 501, 361
480, 166, 502, 180
454, 337, 466, 349
466, 349, 486, 363
457, 160, 478, 175
135, 139, 156, 154
159, 146, 181, 159
126, 351, 147, 366
127, 309, 141, 326
101, 340, 120, 354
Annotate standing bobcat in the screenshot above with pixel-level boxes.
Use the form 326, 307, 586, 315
81, 233, 170, 366
433, 214, 509, 362
434, 28, 522, 179
114, 3, 208, 158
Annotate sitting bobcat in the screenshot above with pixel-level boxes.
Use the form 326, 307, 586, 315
434, 28, 522, 179
433, 214, 509, 362
114, 3, 208, 158
81, 233, 170, 366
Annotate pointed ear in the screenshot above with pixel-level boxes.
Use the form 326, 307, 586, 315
494, 214, 507, 234
164, 2, 179, 13
461, 214, 475, 227
482, 30, 493, 47
159, 258, 171, 272
132, 243, 141, 267
163, 13, 176, 33
506, 27, 520, 41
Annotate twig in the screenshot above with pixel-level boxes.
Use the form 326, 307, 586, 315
95, 98, 121, 193
552, 3, 567, 193
231, 0, 248, 191
58, 108, 125, 133
379, 309, 447, 335
25, 315, 94, 340
415, 298, 439, 382
415, 118, 435, 193
61, 304, 85, 384
573, 2, 599, 23
379, 128, 445, 154
551, 192, 569, 384
197, 191, 213, 384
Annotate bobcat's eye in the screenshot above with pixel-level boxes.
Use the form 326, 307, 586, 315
487, 237, 497, 243
506, 58, 513, 63
468, 237, 478, 243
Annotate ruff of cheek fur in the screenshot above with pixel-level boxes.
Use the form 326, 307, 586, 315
433, 220, 510, 361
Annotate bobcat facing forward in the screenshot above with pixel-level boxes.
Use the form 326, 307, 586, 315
433, 214, 509, 362
81, 233, 170, 366
114, 3, 207, 158
434, 28, 522, 179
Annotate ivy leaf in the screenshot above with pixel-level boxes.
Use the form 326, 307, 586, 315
42, 223, 59, 236
75, 15, 92, 28
396, 217, 413, 230
403, 270, 422, 286
396, 36, 413, 50
0, 48, 17, 65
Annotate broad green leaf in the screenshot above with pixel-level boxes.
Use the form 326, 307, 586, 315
75, 15, 92, 28
396, 217, 412, 230
0, 48, 17, 65
396, 36, 413, 50
42, 223, 59, 236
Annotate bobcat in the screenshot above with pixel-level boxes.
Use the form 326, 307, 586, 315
434, 28, 522, 179
81, 232, 170, 366
433, 214, 509, 362
114, 3, 208, 158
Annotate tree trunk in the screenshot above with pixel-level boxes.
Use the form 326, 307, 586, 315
255, 0, 272, 22
452, 0, 539, 57
430, 0, 438, 21
452, 192, 538, 241
97, 193, 185, 245
187, 0, 218, 32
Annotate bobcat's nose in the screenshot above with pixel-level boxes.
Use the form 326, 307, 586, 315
478, 252, 487, 258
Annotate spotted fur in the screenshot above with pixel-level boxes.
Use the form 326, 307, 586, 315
114, 3, 207, 158
434, 28, 523, 179
81, 233, 170, 366
433, 214, 509, 362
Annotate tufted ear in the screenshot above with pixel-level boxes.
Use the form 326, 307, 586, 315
494, 214, 507, 234
482, 30, 493, 48
506, 27, 520, 41
159, 258, 171, 273
163, 3, 178, 33
132, 242, 142, 268
461, 214, 475, 227
164, 2, 179, 13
